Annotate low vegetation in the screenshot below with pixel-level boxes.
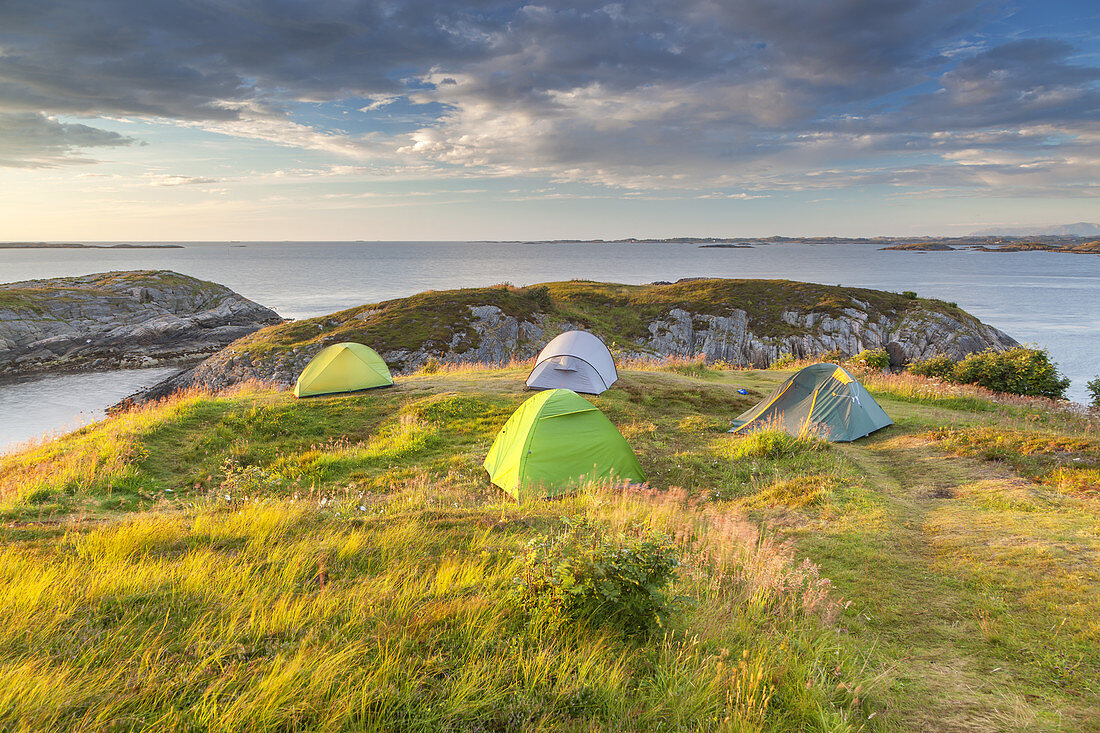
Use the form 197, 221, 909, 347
1, 362, 1098, 731
908, 346, 1071, 399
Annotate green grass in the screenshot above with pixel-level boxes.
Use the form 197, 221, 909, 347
1, 365, 1098, 730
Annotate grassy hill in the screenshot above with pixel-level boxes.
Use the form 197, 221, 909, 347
226, 278, 971, 359
1, 361, 1097, 731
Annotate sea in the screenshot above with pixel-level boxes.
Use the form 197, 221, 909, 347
2, 240, 1098, 452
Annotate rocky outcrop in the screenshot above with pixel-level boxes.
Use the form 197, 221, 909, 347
139, 287, 1019, 403
643, 304, 1017, 367
0, 270, 283, 376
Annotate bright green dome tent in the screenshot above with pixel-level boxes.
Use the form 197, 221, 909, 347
730, 363, 892, 442
293, 342, 393, 398
484, 389, 645, 500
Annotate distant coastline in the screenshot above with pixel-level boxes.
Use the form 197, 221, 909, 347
0, 242, 184, 249
498, 234, 1100, 252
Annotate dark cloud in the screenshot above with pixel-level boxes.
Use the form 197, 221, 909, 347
0, 0, 1097, 193
0, 0, 502, 119
0, 112, 135, 167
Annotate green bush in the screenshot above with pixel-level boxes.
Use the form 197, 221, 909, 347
820, 348, 847, 364
901, 290, 918, 299
512, 519, 680, 636
523, 285, 552, 309
850, 348, 890, 370
1086, 377, 1100, 408
952, 347, 1070, 399
908, 354, 956, 380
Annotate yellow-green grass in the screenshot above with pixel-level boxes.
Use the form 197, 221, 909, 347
1, 364, 1098, 730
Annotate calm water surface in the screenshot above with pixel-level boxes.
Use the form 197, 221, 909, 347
2, 241, 1098, 450
0, 368, 180, 453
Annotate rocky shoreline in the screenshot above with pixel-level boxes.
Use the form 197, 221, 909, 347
0, 270, 283, 378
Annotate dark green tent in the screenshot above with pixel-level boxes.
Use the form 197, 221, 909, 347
730, 363, 892, 442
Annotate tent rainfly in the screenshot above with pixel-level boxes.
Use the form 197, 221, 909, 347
483, 388, 645, 500
526, 330, 618, 395
730, 363, 892, 442
293, 342, 393, 398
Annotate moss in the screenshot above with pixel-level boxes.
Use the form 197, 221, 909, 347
0, 289, 55, 313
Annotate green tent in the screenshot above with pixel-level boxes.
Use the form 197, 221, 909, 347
730, 363, 892, 442
293, 342, 393, 398
484, 389, 645, 500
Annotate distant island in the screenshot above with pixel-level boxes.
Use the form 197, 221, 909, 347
504, 232, 1100, 253
879, 242, 956, 251
0, 242, 184, 249
969, 240, 1100, 254
880, 239, 1100, 255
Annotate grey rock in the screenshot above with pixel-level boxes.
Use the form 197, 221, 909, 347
0, 270, 283, 377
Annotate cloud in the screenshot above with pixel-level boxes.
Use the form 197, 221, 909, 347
0, 0, 1096, 196
144, 174, 223, 187
0, 112, 135, 167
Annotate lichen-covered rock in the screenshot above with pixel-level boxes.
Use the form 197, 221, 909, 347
637, 303, 1016, 368
0, 270, 283, 376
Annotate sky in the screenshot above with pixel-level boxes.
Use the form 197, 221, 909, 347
0, 0, 1097, 241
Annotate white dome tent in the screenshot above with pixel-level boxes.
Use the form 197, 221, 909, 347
525, 330, 618, 395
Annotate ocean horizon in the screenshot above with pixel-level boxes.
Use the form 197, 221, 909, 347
2, 239, 1098, 449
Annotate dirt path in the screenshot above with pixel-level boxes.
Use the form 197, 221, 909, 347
806, 435, 1098, 732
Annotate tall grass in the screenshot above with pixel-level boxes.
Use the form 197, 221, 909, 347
0, 483, 879, 731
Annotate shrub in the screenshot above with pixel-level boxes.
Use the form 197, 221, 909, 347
419, 357, 441, 374
523, 285, 552, 309
850, 348, 890, 370
820, 348, 847, 364
952, 347, 1070, 399
512, 518, 680, 635
901, 290, 918, 299
908, 354, 956, 380
770, 353, 795, 369
1087, 377, 1100, 408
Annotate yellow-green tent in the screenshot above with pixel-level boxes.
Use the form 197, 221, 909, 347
293, 342, 393, 397
484, 389, 645, 500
